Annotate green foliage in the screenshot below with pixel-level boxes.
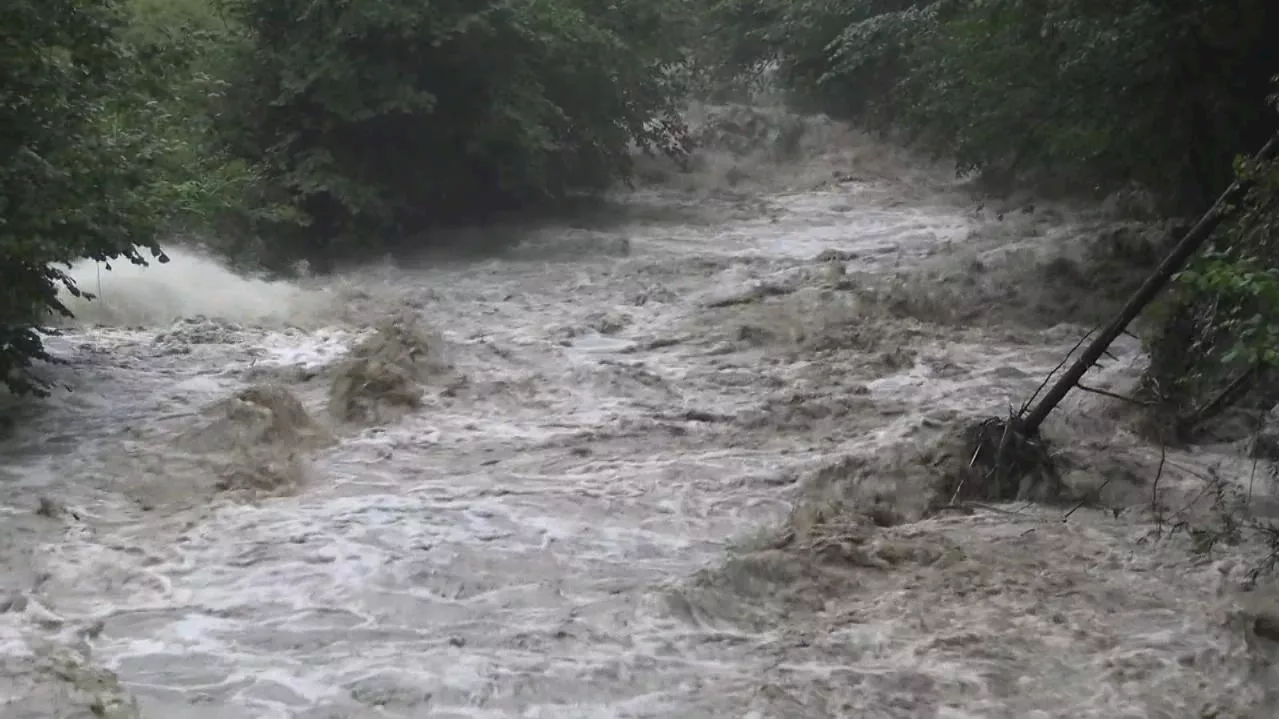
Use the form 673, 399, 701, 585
697, 0, 931, 114
894, 1, 1274, 202
701, 0, 1277, 204
122, 0, 301, 266
1147, 149, 1280, 415
211, 0, 694, 265
0, 0, 173, 395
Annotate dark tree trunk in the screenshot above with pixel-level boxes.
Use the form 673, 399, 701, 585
1021, 138, 1277, 435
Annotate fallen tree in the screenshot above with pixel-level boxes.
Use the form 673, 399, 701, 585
955, 138, 1277, 502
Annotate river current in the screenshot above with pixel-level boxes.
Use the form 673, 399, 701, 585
0, 105, 1274, 719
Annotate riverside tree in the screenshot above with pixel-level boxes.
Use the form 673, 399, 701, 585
0, 0, 173, 395
209, 0, 695, 265
1, 0, 696, 393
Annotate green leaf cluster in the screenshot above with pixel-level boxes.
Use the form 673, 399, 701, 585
1, 0, 171, 395
699, 0, 1276, 205
1151, 149, 1280, 410
211, 0, 694, 264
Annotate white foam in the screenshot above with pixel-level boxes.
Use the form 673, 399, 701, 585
59, 247, 323, 328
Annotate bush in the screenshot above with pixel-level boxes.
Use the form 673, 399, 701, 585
0, 0, 174, 395
123, 0, 300, 269
211, 0, 694, 266
1144, 147, 1279, 430
697, 0, 931, 116
700, 0, 1277, 206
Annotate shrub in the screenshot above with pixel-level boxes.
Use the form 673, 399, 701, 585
212, 0, 694, 265
1, 0, 172, 394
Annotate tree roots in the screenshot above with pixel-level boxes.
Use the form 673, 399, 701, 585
947, 414, 1062, 505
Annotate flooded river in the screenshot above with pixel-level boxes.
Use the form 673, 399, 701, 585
1, 106, 1274, 719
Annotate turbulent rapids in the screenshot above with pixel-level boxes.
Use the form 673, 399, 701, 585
0, 105, 1275, 719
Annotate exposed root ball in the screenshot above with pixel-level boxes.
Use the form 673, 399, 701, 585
952, 416, 1062, 504
328, 316, 451, 424
779, 417, 1065, 556
178, 384, 332, 453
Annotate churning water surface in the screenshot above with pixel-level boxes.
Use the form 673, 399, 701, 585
0, 106, 1275, 719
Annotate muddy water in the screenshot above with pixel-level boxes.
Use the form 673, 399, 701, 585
1, 109, 1275, 718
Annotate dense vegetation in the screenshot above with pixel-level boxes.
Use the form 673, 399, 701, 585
1, 0, 692, 393
2, 0, 1276, 425
698, 0, 1275, 206
1, 0, 171, 395
212, 0, 693, 266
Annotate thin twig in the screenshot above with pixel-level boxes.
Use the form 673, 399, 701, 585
1074, 382, 1154, 406
1150, 443, 1168, 535
967, 439, 984, 469
1020, 326, 1097, 416
962, 501, 1040, 518
1171, 472, 1220, 518
949, 473, 969, 506
1246, 415, 1259, 500
1176, 363, 1263, 435
993, 416, 1014, 495
1167, 466, 1246, 512
956, 418, 999, 504
1063, 477, 1113, 520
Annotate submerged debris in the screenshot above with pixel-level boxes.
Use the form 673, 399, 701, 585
178, 383, 333, 453
327, 316, 454, 424
152, 316, 244, 348
213, 450, 308, 499
952, 415, 1063, 504
0, 647, 140, 719
160, 384, 330, 501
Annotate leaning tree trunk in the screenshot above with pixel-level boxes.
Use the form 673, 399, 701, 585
1020, 137, 1277, 436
